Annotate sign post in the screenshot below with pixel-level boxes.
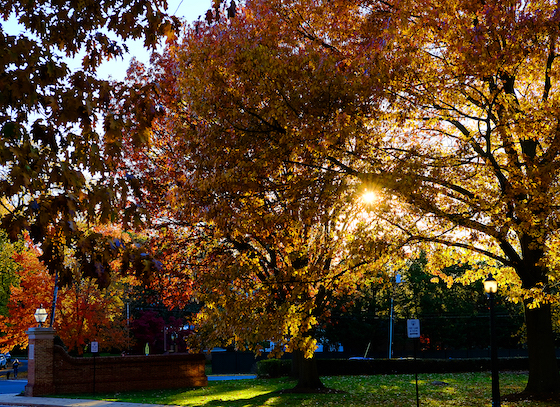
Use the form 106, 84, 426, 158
407, 319, 421, 407
91, 341, 99, 394
407, 319, 421, 339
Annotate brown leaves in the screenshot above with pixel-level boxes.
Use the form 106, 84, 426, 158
0, 0, 177, 287
227, 1, 237, 18
203, 0, 238, 25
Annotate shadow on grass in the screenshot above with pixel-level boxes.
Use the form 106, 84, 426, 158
161, 379, 326, 407
52, 373, 560, 407
182, 393, 300, 407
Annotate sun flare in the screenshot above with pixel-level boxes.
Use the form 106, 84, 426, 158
362, 190, 378, 204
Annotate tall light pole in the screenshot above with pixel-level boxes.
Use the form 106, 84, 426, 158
388, 273, 402, 359
484, 273, 500, 407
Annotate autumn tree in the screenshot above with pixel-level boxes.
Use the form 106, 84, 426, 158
0, 236, 53, 351
0, 0, 177, 289
121, 130, 394, 389
56, 273, 131, 354
120, 48, 409, 390
189, 198, 398, 390
133, 0, 560, 396
0, 233, 132, 354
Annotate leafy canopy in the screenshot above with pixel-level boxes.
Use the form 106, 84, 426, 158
130, 0, 560, 393
0, 0, 179, 287
163, 0, 560, 303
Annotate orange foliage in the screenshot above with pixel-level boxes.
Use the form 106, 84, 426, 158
0, 239, 130, 354
56, 278, 130, 355
0, 246, 54, 351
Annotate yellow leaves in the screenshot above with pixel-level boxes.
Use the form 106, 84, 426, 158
126, 0, 560, 367
162, 21, 177, 44
514, 281, 560, 309
185, 228, 334, 356
286, 336, 318, 359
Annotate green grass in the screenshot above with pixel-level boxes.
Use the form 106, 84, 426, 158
55, 372, 560, 406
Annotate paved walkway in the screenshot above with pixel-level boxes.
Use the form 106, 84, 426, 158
0, 393, 173, 407
208, 375, 256, 381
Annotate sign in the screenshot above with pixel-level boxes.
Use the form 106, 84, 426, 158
407, 319, 421, 338
91, 341, 99, 353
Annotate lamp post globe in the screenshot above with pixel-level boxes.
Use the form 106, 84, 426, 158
484, 273, 498, 295
34, 305, 48, 327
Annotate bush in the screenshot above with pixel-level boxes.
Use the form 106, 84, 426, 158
256, 357, 529, 379
316, 357, 530, 376
256, 359, 292, 378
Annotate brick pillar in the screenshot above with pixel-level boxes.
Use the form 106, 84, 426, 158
25, 327, 56, 397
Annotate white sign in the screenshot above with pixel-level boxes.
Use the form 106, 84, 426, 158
91, 341, 99, 353
407, 319, 421, 338
29, 344, 34, 360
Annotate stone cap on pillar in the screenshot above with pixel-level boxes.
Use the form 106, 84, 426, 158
26, 327, 56, 339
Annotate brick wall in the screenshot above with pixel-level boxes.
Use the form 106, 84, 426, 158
52, 346, 207, 395
25, 328, 207, 396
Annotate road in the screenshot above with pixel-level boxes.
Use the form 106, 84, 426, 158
0, 379, 26, 394
0, 359, 27, 395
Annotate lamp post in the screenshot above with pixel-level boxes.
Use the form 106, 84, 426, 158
34, 304, 48, 328
388, 273, 402, 359
484, 273, 500, 407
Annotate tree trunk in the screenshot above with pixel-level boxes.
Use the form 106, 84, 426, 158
524, 301, 560, 394
290, 350, 325, 392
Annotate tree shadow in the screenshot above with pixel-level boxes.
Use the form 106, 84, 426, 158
181, 385, 346, 407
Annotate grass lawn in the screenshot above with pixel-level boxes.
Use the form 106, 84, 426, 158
54, 371, 560, 406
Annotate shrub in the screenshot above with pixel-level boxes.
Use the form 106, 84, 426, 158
256, 359, 291, 378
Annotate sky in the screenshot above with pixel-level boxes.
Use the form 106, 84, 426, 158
3, 0, 212, 81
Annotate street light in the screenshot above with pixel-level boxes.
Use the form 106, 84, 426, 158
484, 273, 498, 294
484, 273, 501, 407
34, 304, 48, 328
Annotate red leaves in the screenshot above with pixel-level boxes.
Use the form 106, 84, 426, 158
0, 235, 132, 354
0, 244, 54, 351
205, 10, 215, 24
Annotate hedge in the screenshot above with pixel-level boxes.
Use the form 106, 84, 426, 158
257, 357, 529, 378
256, 359, 292, 378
